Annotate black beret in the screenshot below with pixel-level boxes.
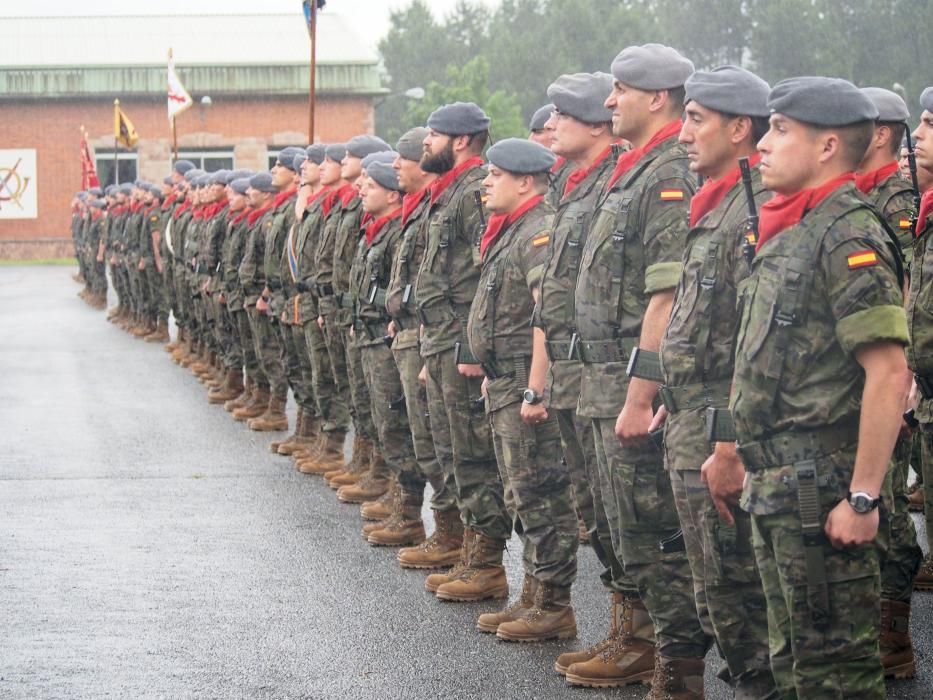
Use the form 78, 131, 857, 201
248, 172, 277, 193
306, 144, 327, 164
529, 104, 554, 131
611, 44, 694, 90
920, 87, 933, 114
346, 135, 392, 159
861, 87, 910, 122
325, 143, 347, 163
173, 159, 196, 175
396, 127, 429, 162
230, 178, 251, 195
548, 73, 614, 124
426, 102, 491, 136
768, 77, 879, 126
685, 65, 770, 118
487, 137, 557, 174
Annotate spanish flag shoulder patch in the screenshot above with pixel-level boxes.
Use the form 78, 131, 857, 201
532, 233, 550, 247
899, 218, 913, 229
847, 249, 878, 270
150, 215, 159, 223
660, 189, 685, 201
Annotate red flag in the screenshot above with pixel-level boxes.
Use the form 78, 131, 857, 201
79, 128, 100, 190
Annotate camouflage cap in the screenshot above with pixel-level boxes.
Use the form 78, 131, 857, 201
686, 65, 771, 118
861, 87, 909, 122
768, 77, 878, 126
611, 44, 694, 90
548, 73, 614, 124
426, 102, 491, 136
487, 137, 556, 174
528, 104, 554, 131
396, 127, 429, 162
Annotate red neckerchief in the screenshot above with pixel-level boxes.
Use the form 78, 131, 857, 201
607, 120, 683, 190
480, 195, 544, 260
248, 201, 274, 226
689, 153, 761, 227
430, 156, 484, 204
231, 208, 251, 226
161, 193, 177, 211
144, 203, 159, 219
321, 185, 345, 217
172, 200, 192, 220
551, 156, 566, 174
307, 184, 332, 207
339, 184, 359, 207
563, 145, 614, 197
91, 209, 104, 222
364, 207, 402, 245
854, 161, 899, 195
757, 172, 855, 250
402, 187, 429, 225
917, 188, 933, 237
273, 188, 297, 210
129, 201, 143, 214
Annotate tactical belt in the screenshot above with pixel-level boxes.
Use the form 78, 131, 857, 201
480, 354, 531, 383
916, 374, 933, 400
417, 302, 470, 327
705, 407, 736, 442
736, 422, 859, 472
659, 378, 732, 414
626, 348, 663, 383
545, 339, 574, 363
573, 336, 638, 365
315, 283, 335, 297
354, 318, 389, 341
795, 459, 830, 630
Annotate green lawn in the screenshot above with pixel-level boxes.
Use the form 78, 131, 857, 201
0, 258, 77, 266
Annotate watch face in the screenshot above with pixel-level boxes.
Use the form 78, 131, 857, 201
850, 495, 871, 513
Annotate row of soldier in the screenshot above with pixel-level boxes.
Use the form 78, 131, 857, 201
69, 43, 933, 699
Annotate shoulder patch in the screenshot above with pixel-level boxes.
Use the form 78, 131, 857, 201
150, 215, 159, 223
531, 233, 550, 247
659, 189, 685, 201
899, 218, 913, 229
847, 249, 878, 270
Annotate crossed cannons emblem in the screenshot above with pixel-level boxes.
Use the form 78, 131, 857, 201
0, 158, 30, 211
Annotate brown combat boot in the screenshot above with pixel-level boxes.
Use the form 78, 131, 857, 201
477, 574, 538, 633
277, 409, 316, 456
555, 591, 623, 675
326, 436, 371, 487
208, 368, 245, 405
367, 496, 425, 547
360, 485, 396, 521
336, 450, 391, 503
880, 599, 916, 678
435, 532, 508, 602
298, 431, 346, 475
290, 413, 321, 461
907, 482, 924, 512
914, 555, 933, 591
107, 304, 122, 321
248, 393, 288, 432
425, 528, 474, 592
399, 508, 464, 570
131, 317, 154, 337
496, 583, 576, 642
564, 594, 656, 687
205, 357, 226, 388
225, 376, 254, 413
271, 407, 304, 454
144, 320, 169, 343
189, 347, 211, 374
361, 482, 401, 536
643, 655, 705, 700
233, 384, 270, 421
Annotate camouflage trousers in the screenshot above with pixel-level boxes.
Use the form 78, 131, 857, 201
879, 433, 922, 603
279, 320, 316, 414
247, 309, 287, 398
172, 262, 190, 329
303, 317, 347, 432
215, 302, 242, 370
361, 340, 424, 502
158, 263, 174, 325
669, 469, 776, 698
343, 328, 376, 442
423, 347, 510, 541
392, 334, 453, 511
919, 426, 933, 551
592, 417, 708, 658
233, 308, 264, 384
556, 407, 626, 593
321, 310, 356, 433
490, 398, 578, 587
89, 256, 107, 298
750, 507, 885, 699
109, 263, 129, 308
141, 264, 161, 319
126, 263, 145, 315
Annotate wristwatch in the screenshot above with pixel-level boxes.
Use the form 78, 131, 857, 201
847, 491, 881, 514
522, 388, 543, 405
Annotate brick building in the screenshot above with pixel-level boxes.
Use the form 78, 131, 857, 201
0, 12, 385, 259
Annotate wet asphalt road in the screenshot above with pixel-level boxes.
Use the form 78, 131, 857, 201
2, 265, 933, 699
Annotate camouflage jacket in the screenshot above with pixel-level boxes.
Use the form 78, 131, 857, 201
264, 194, 297, 315
731, 185, 907, 511
386, 190, 432, 351
468, 200, 553, 412
201, 205, 230, 291
414, 164, 487, 358
862, 171, 915, 262
312, 191, 346, 298
574, 135, 695, 418
547, 159, 574, 209
352, 213, 403, 348
238, 210, 274, 305
660, 164, 769, 471
537, 149, 615, 409
908, 211, 933, 421
220, 212, 250, 311
293, 192, 330, 323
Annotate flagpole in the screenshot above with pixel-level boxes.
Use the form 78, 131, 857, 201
308, 2, 317, 143
172, 116, 178, 161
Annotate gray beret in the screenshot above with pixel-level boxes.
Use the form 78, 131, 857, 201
306, 143, 327, 164
487, 137, 557, 174
230, 178, 251, 196
90, 198, 107, 208
173, 159, 196, 175
147, 184, 163, 197
611, 44, 694, 90
368, 161, 403, 193
346, 135, 392, 159
248, 172, 277, 193
276, 147, 304, 171
548, 73, 614, 124
293, 152, 308, 171
105, 185, 118, 196
209, 170, 230, 186
426, 102, 491, 136
920, 87, 933, 114
195, 174, 211, 188
184, 168, 205, 183
133, 179, 145, 188
225, 169, 252, 185
768, 77, 879, 126
685, 65, 770, 118
325, 143, 347, 163
529, 104, 554, 131
163, 176, 174, 186
361, 150, 398, 171
88, 186, 103, 197
861, 87, 910, 122
119, 183, 133, 195
396, 127, 429, 162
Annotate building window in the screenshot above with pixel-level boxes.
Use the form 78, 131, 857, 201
95, 152, 138, 188
178, 149, 235, 172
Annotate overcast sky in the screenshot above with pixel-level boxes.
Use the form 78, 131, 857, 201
6, 0, 502, 51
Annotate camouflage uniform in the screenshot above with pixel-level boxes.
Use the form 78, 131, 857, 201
140, 204, 163, 325
547, 158, 575, 209
183, 207, 205, 344
573, 130, 707, 659
659, 163, 776, 696
155, 197, 178, 329
733, 184, 907, 699
414, 161, 510, 542
222, 209, 263, 385
468, 199, 578, 587
86, 209, 108, 301
386, 190, 450, 509
171, 202, 194, 334
536, 148, 627, 595
124, 203, 145, 317
200, 202, 230, 357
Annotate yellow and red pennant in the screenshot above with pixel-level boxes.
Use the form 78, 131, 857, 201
847, 249, 878, 270
660, 189, 685, 201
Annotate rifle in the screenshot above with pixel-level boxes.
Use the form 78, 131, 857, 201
905, 128, 922, 230
738, 157, 759, 265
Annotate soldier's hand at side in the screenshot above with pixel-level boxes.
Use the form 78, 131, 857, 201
521, 401, 548, 426
648, 405, 668, 433
387, 321, 397, 338
155, 259, 164, 274
824, 500, 879, 549
458, 363, 485, 378
138, 259, 145, 271
217, 293, 226, 305
418, 364, 427, 385
701, 443, 745, 526
97, 253, 104, 263
614, 401, 653, 447
908, 379, 919, 412
317, 315, 324, 330
481, 376, 489, 398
